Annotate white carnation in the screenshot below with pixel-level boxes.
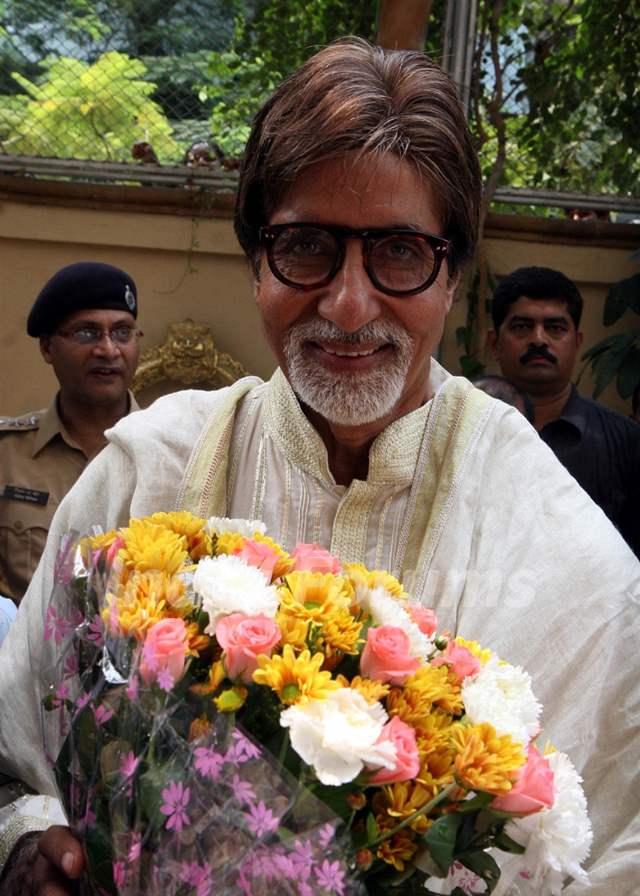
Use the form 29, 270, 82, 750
355, 585, 433, 659
193, 554, 278, 631
280, 688, 396, 786
461, 657, 541, 746
499, 750, 592, 894
205, 516, 267, 537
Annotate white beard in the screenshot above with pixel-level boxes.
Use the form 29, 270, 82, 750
283, 318, 414, 426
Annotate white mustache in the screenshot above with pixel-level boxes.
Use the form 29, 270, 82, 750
285, 318, 411, 349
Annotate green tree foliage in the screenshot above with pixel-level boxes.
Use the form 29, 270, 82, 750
198, 0, 377, 158
470, 0, 640, 199
0, 52, 180, 160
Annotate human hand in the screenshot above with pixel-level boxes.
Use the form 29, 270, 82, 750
0, 825, 84, 894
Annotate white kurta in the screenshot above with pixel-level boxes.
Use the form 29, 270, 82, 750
0, 365, 638, 893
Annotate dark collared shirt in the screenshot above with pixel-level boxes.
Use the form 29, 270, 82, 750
540, 386, 640, 557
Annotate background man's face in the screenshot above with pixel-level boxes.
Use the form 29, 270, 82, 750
488, 296, 582, 395
40, 307, 140, 407
254, 152, 457, 431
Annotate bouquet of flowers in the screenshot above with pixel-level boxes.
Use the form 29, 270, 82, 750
41, 512, 592, 896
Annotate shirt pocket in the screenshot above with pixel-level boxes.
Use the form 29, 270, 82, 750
0, 498, 57, 601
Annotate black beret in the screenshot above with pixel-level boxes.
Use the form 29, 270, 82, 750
27, 262, 138, 337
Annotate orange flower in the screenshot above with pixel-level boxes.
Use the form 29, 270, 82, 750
452, 722, 525, 795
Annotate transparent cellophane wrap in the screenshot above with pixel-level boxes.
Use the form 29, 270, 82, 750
40, 535, 362, 896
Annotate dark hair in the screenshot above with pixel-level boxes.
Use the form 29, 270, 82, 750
491, 266, 583, 333
471, 374, 535, 424
632, 381, 640, 417
234, 37, 481, 278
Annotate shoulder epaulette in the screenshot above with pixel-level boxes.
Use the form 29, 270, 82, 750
0, 412, 42, 432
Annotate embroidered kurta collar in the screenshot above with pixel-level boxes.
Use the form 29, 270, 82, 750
262, 364, 450, 487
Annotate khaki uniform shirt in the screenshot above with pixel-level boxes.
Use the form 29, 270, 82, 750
0, 393, 138, 603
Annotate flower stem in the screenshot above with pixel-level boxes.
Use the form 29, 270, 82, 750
367, 781, 458, 848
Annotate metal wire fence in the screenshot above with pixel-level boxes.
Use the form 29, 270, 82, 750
0, 0, 240, 167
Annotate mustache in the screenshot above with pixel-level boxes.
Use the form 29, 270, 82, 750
519, 345, 557, 365
285, 318, 412, 349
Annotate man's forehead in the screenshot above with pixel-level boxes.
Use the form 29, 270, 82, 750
506, 296, 572, 319
60, 307, 136, 328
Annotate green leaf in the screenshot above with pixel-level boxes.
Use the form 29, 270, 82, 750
422, 813, 464, 875
366, 811, 379, 843
457, 849, 501, 893
494, 827, 526, 855
459, 356, 485, 379
455, 792, 493, 813
603, 273, 640, 325
617, 345, 640, 399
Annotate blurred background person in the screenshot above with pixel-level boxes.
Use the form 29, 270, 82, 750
488, 265, 640, 555
0, 262, 142, 604
471, 373, 534, 423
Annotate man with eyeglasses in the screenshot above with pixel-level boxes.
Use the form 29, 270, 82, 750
0, 261, 141, 605
0, 39, 637, 896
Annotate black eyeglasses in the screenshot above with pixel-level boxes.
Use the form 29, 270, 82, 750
56, 326, 143, 346
259, 223, 450, 297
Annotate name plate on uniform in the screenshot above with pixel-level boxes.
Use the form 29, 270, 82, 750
2, 485, 49, 505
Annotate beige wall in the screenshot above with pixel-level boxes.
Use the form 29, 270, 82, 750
1, 182, 637, 417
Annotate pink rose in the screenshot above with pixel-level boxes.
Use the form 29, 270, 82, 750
140, 618, 188, 686
216, 613, 281, 683
291, 543, 341, 574
432, 641, 480, 681
491, 745, 555, 814
234, 539, 280, 580
407, 604, 438, 636
369, 716, 420, 784
360, 626, 420, 685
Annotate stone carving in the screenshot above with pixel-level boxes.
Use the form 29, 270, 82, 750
132, 319, 248, 394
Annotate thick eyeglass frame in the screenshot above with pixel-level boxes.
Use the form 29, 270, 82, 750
259, 223, 451, 297
55, 326, 144, 346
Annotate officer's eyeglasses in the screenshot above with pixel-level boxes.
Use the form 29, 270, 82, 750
56, 326, 143, 346
259, 223, 450, 297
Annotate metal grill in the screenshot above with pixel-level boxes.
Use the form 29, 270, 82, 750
0, 0, 238, 166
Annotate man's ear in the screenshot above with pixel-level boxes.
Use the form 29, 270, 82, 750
444, 272, 460, 313
39, 335, 53, 364
576, 330, 584, 351
486, 328, 499, 359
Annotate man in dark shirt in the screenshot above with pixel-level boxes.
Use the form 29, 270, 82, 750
487, 265, 640, 556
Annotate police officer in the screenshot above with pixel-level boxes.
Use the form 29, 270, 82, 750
0, 262, 142, 604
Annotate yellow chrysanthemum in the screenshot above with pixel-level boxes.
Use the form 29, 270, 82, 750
413, 711, 460, 793
336, 674, 390, 704
102, 570, 181, 640
148, 511, 212, 561
375, 823, 417, 871
253, 533, 295, 579
215, 532, 248, 556
452, 722, 525, 795
85, 529, 120, 551
387, 665, 463, 725
253, 645, 340, 704
190, 660, 226, 695
184, 621, 211, 657
372, 781, 435, 835
276, 612, 310, 651
454, 636, 492, 665
344, 563, 408, 600
277, 571, 362, 657
280, 571, 352, 617
119, 519, 188, 577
